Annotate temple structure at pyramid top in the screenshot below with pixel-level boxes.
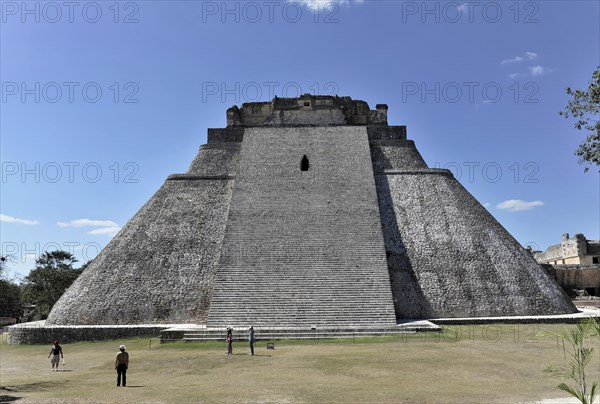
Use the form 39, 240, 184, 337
226, 94, 389, 127
41, 95, 576, 334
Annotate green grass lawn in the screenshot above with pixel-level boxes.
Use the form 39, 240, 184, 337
1, 324, 599, 403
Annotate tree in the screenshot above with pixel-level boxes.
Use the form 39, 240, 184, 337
544, 318, 600, 404
20, 250, 83, 320
0, 255, 23, 320
560, 66, 600, 171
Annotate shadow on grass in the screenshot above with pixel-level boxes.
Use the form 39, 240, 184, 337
0, 394, 22, 403
0, 382, 58, 402
2, 382, 55, 393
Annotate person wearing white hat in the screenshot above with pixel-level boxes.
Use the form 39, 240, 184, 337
115, 345, 129, 387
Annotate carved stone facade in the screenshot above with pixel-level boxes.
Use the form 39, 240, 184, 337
226, 94, 388, 127
533, 233, 600, 296
534, 233, 600, 265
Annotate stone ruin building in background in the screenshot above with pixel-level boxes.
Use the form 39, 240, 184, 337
533, 233, 600, 297
11, 95, 578, 342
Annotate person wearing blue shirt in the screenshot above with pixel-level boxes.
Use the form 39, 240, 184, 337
248, 326, 255, 356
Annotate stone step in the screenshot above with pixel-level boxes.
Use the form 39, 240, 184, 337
207, 305, 395, 309
207, 127, 397, 327
160, 321, 441, 342
182, 332, 414, 341
210, 293, 395, 299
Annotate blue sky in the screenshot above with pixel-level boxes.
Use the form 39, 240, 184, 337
1, 0, 599, 279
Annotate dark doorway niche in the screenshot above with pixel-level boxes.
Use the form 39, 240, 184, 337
301, 155, 309, 171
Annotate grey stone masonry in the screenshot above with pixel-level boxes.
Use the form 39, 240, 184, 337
38, 95, 577, 343
207, 126, 397, 327
227, 94, 388, 127
370, 132, 577, 318
46, 142, 239, 325
8, 321, 170, 344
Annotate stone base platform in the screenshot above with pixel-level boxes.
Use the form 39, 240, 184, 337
7, 308, 599, 344
160, 320, 440, 343
432, 306, 600, 325
6, 321, 441, 344
6, 321, 177, 344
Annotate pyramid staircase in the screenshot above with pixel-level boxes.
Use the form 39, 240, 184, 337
206, 127, 397, 328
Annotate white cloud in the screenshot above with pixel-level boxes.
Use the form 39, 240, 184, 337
529, 65, 546, 76
483, 202, 491, 208
57, 218, 120, 236
501, 52, 539, 65
57, 219, 118, 228
525, 51, 538, 60
497, 199, 544, 212
87, 226, 121, 236
501, 56, 524, 64
501, 52, 550, 78
0, 213, 40, 225
293, 0, 362, 11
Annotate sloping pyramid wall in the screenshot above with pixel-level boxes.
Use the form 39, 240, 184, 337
207, 126, 397, 327
46, 115, 577, 328
370, 132, 577, 318
46, 144, 240, 325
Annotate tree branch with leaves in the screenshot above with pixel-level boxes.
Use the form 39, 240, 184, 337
560, 67, 600, 172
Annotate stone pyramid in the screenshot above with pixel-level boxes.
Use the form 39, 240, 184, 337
46, 95, 576, 327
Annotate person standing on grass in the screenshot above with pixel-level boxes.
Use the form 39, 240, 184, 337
248, 326, 255, 356
48, 340, 63, 371
115, 345, 129, 387
226, 327, 233, 356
